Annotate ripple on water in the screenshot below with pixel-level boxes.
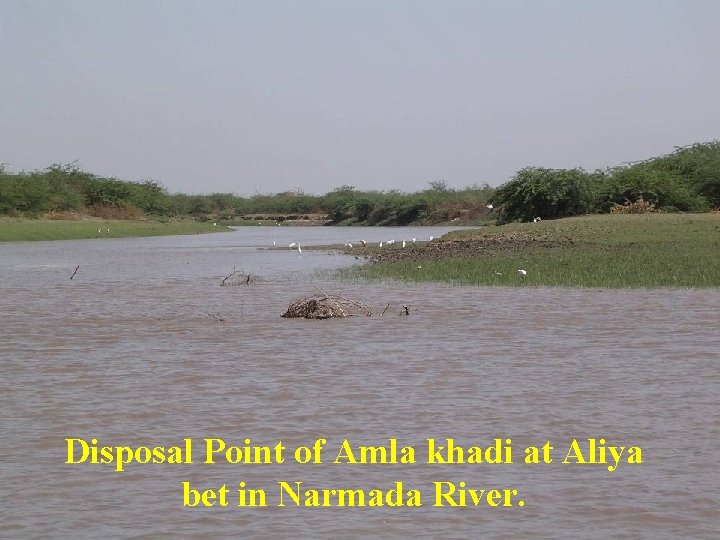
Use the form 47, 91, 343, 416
1, 228, 719, 538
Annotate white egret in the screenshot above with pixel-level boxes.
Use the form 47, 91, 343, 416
379, 241, 383, 248
412, 237, 417, 243
106, 228, 110, 233
428, 236, 434, 241
533, 217, 541, 223
289, 242, 297, 248
297, 244, 302, 254
486, 204, 494, 209
213, 222, 217, 226
98, 229, 101, 233
402, 240, 406, 248
517, 269, 527, 275
273, 237, 276, 247
359, 240, 366, 246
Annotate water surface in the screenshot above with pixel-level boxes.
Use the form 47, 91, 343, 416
1, 226, 718, 538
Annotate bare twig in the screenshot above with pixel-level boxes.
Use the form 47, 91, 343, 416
316, 287, 347, 317
70, 265, 80, 280
220, 267, 235, 286
221, 267, 258, 286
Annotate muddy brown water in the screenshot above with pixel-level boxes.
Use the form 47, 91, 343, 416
1, 226, 718, 539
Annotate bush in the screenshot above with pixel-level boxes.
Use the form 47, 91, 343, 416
494, 167, 600, 223
599, 164, 709, 212
649, 142, 720, 207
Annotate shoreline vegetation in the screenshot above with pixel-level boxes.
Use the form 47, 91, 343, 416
341, 213, 720, 288
1, 141, 719, 287
0, 218, 220, 242
2, 141, 717, 231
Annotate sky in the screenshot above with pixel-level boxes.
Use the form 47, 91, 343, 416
1, 0, 718, 195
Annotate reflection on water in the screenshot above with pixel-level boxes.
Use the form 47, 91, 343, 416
1, 226, 718, 538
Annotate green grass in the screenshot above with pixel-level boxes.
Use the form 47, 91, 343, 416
343, 213, 720, 287
0, 219, 224, 242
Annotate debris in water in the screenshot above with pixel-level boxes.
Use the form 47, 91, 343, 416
281, 293, 372, 320
221, 268, 259, 286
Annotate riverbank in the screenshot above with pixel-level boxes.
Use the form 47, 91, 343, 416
0, 218, 222, 242
343, 213, 720, 288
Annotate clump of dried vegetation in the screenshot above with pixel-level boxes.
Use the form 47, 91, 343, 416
281, 293, 372, 319
610, 197, 657, 214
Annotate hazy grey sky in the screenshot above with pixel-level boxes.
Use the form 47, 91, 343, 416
1, 0, 718, 195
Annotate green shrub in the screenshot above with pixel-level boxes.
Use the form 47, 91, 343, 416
494, 167, 601, 223
598, 164, 709, 212
649, 142, 720, 206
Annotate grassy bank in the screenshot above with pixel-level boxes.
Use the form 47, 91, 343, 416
343, 213, 720, 287
0, 219, 223, 242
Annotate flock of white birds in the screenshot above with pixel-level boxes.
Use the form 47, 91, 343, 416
132, 206, 534, 275
281, 235, 435, 255
279, 226, 534, 278
94, 203, 536, 277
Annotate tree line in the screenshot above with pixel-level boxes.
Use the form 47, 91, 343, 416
493, 141, 720, 223
0, 165, 493, 225
1, 141, 718, 225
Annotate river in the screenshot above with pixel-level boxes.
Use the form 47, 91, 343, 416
1, 226, 718, 538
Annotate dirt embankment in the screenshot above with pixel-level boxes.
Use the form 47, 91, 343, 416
353, 232, 569, 263
237, 213, 332, 225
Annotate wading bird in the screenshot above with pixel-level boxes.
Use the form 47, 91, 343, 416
517, 269, 527, 276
